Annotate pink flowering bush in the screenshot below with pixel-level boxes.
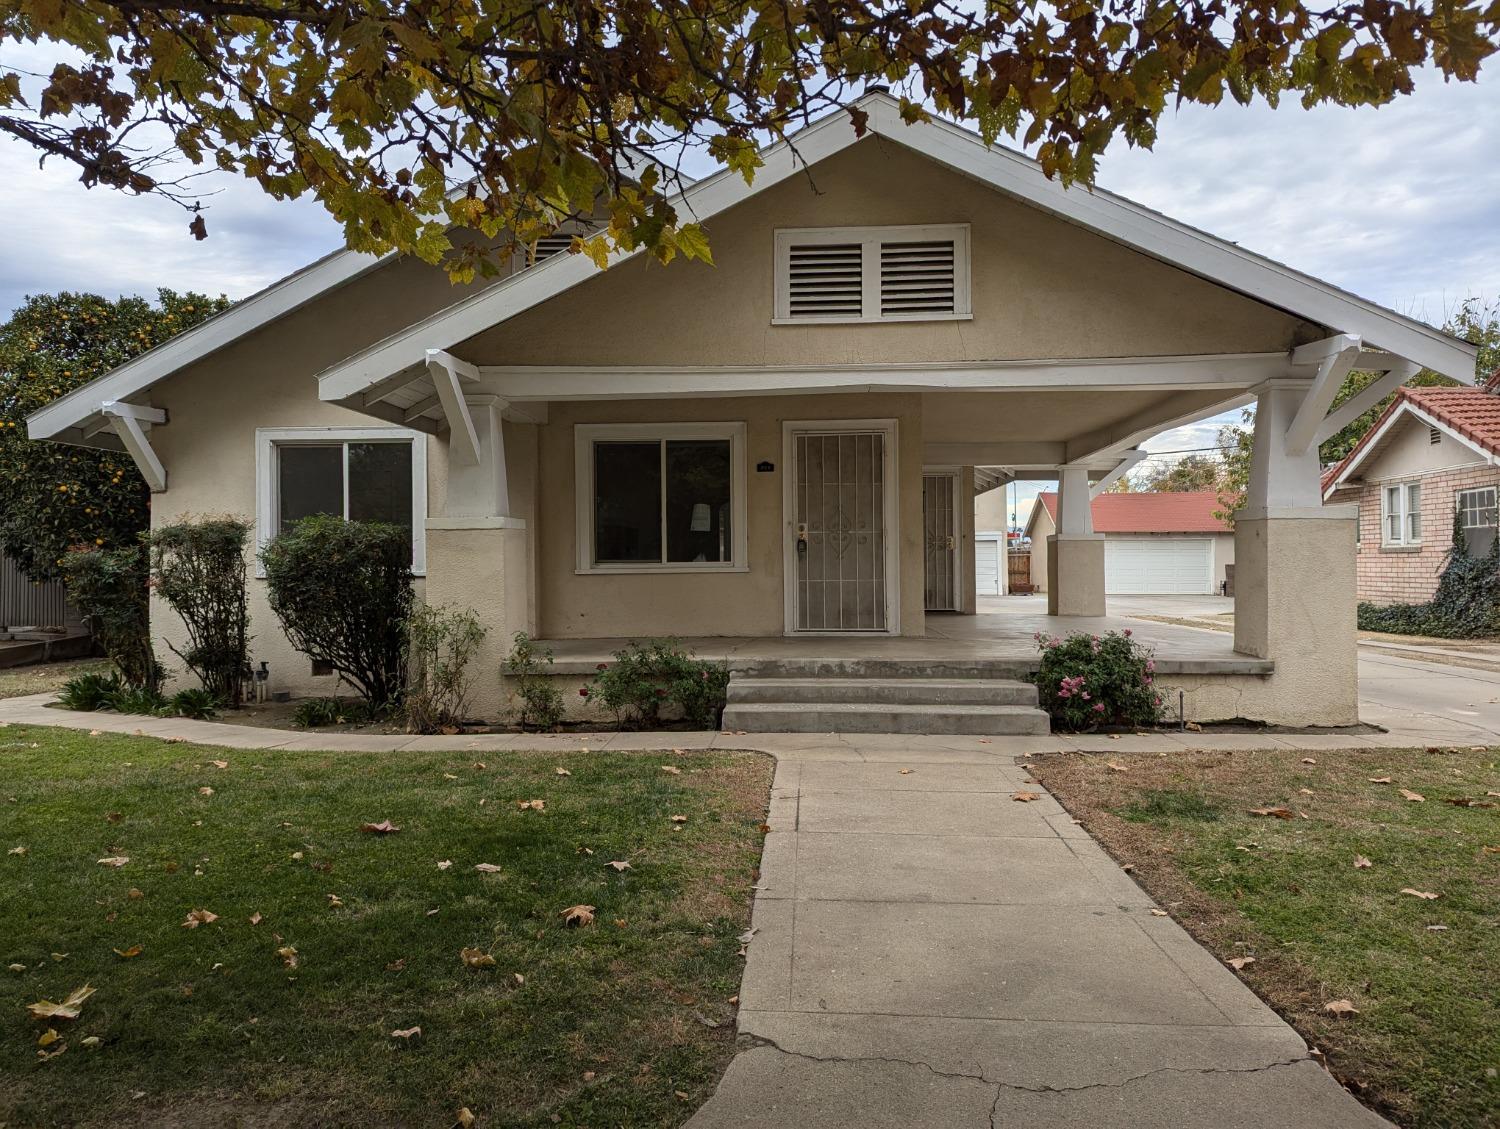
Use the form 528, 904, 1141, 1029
1034, 629, 1162, 731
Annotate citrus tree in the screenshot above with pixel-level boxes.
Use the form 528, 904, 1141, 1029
1, 0, 1494, 278
0, 289, 230, 581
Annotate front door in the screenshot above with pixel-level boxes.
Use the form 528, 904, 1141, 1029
923, 471, 959, 610
785, 421, 897, 633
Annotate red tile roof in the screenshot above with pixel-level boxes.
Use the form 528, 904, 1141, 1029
1324, 384, 1500, 494
1035, 490, 1230, 534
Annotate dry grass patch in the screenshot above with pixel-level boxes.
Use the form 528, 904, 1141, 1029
1028, 744, 1499, 1129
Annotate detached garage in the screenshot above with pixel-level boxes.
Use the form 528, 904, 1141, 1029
1024, 491, 1233, 596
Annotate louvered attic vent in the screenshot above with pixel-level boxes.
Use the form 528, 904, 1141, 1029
774, 224, 970, 324
532, 235, 574, 262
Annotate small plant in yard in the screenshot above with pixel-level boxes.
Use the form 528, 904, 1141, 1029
104, 683, 169, 715
292, 696, 377, 728
59, 542, 160, 690
165, 687, 219, 720
56, 670, 121, 711
260, 514, 413, 710
505, 631, 564, 730
403, 603, 486, 733
148, 517, 252, 705
1034, 629, 1161, 731
584, 638, 730, 729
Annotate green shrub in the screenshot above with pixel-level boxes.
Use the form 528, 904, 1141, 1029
1357, 510, 1500, 638
583, 639, 729, 729
1035, 629, 1161, 732
148, 517, 252, 705
104, 684, 169, 715
404, 603, 486, 733
261, 515, 413, 709
293, 696, 376, 728
504, 631, 565, 730
59, 543, 159, 690
166, 688, 219, 720
56, 671, 121, 712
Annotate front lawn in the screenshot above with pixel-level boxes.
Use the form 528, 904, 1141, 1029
1028, 745, 1500, 1129
0, 724, 771, 1127
0, 658, 108, 700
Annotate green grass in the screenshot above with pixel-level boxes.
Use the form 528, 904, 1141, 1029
0, 724, 772, 1127
1030, 745, 1500, 1129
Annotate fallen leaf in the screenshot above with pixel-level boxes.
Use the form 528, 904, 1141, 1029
1106, 761, 1128, 772
291, 851, 304, 860
606, 860, 632, 872
97, 856, 129, 868
1368, 776, 1392, 784
1444, 797, 1497, 809
386, 958, 406, 971
1301, 758, 1316, 765
460, 947, 496, 969
1184, 721, 1203, 732
1249, 807, 1293, 820
1299, 788, 1315, 796
391, 1026, 422, 1039
660, 765, 682, 775
211, 760, 228, 769
51, 952, 68, 962
26, 985, 95, 1020
8, 963, 27, 973
80, 1036, 101, 1048
455, 1109, 476, 1129
669, 814, 688, 823
1011, 791, 1042, 803
128, 888, 143, 900
474, 863, 503, 873
1227, 956, 1256, 970
898, 768, 913, 775
583, 1070, 596, 1082
37, 1028, 60, 1046
513, 972, 525, 986
517, 799, 546, 811
277, 946, 299, 969
326, 893, 343, 908
112, 945, 142, 959
555, 767, 572, 776
8, 845, 26, 856
249, 912, 263, 925
360, 820, 402, 834
1400, 888, 1440, 900
1324, 999, 1359, 1017
1426, 924, 1449, 932
198, 786, 214, 796
1353, 856, 1372, 869
437, 859, 453, 870
443, 773, 458, 780
181, 909, 218, 928
561, 904, 596, 928
1149, 909, 1168, 917
675, 1091, 690, 1101
1399, 789, 1425, 803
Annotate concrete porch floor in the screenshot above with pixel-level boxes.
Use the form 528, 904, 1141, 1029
540, 594, 1271, 676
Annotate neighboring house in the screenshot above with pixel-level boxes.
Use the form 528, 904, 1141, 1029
26, 92, 1479, 727
1024, 491, 1233, 595
1323, 380, 1500, 605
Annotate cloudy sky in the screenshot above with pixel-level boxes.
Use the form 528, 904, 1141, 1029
1, 60, 1495, 527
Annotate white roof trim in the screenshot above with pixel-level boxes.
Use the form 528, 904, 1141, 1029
1324, 398, 1500, 498
316, 91, 1477, 404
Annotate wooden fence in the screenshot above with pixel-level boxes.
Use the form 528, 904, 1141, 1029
1007, 548, 1033, 594
1, 552, 73, 630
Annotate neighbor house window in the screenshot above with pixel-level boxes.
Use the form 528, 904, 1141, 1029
574, 423, 747, 573
1382, 481, 1422, 547
773, 224, 972, 324
256, 427, 428, 574
1457, 486, 1498, 557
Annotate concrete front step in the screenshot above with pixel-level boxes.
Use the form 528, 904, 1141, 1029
722, 701, 1051, 736
728, 676, 1038, 708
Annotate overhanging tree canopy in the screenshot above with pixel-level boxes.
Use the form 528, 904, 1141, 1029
2, 0, 1495, 278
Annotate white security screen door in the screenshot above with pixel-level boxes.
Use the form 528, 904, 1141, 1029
922, 472, 959, 611
787, 423, 895, 632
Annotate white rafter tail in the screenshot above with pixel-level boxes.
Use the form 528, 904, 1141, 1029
1284, 334, 1363, 457
1313, 358, 1422, 448
1090, 448, 1147, 498
100, 401, 168, 493
424, 349, 482, 466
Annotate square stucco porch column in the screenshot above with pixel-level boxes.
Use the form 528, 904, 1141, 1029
1047, 465, 1106, 617
1228, 381, 1358, 726
422, 397, 534, 718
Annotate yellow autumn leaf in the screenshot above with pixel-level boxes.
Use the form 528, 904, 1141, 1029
26, 984, 95, 1021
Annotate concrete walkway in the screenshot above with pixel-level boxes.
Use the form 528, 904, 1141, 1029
0, 694, 1406, 1127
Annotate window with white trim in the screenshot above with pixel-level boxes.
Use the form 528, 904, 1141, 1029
773, 224, 971, 324
1382, 481, 1422, 547
574, 423, 747, 572
1457, 486, 1498, 557
256, 427, 428, 574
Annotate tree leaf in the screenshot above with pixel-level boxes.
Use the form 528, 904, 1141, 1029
1227, 956, 1256, 970
1400, 888, 1440, 899
360, 820, 401, 834
112, 944, 142, 959
181, 908, 218, 928
96, 856, 129, 868
474, 863, 503, 873
560, 904, 596, 927
1248, 807, 1293, 819
460, 947, 495, 969
25, 984, 94, 1020
1324, 999, 1359, 1016
606, 860, 631, 872
1012, 791, 1042, 802
391, 1026, 421, 1039
1353, 855, 1372, 869
1399, 789, 1425, 802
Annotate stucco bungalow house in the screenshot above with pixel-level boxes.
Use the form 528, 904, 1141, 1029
27, 93, 1478, 730
1323, 376, 1500, 605
1024, 491, 1234, 596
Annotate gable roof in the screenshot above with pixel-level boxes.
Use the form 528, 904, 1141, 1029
30, 91, 1479, 444
1027, 490, 1231, 538
1324, 385, 1500, 495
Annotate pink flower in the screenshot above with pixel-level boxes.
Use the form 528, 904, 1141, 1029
1092, 702, 1105, 713
1123, 628, 1132, 637
1145, 660, 1155, 672
1081, 692, 1091, 700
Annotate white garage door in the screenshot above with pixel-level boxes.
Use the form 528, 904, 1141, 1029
1105, 538, 1213, 595
976, 538, 1002, 596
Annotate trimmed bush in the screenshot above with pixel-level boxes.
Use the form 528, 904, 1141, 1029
166, 688, 219, 720
149, 517, 252, 705
1035, 629, 1161, 732
57, 671, 121, 712
105, 684, 169, 715
583, 639, 729, 729
504, 631, 565, 731
60, 543, 159, 690
1357, 510, 1500, 639
403, 603, 486, 733
261, 515, 413, 709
